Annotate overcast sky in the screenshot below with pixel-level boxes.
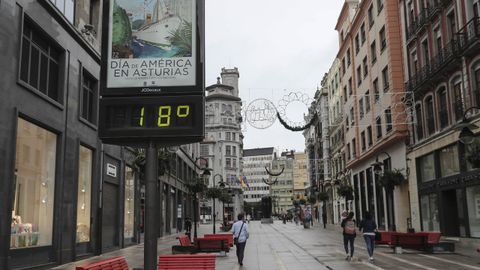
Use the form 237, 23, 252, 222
205, 0, 344, 153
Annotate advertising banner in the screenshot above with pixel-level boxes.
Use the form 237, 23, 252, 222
107, 0, 196, 88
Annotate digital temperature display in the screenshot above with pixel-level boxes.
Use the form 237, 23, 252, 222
99, 95, 204, 145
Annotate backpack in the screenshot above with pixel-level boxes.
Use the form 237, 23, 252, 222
344, 220, 356, 235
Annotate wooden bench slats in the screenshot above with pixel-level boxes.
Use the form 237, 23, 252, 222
158, 254, 216, 270
75, 256, 128, 270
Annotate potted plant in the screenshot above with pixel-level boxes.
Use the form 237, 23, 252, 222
378, 169, 406, 190
337, 182, 353, 198
317, 191, 329, 202
466, 139, 480, 169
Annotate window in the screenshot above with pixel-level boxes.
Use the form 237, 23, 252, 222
379, 26, 386, 51
410, 50, 418, 75
350, 107, 355, 125
370, 41, 377, 64
20, 19, 62, 102
359, 98, 364, 118
434, 27, 442, 55
226, 132, 231, 140
343, 86, 348, 103
342, 58, 346, 75
376, 117, 382, 138
352, 139, 357, 158
357, 66, 362, 86
347, 143, 351, 160
446, 11, 457, 41
382, 66, 389, 91
367, 126, 373, 146
421, 39, 430, 66
377, 0, 384, 13
425, 96, 435, 135
81, 70, 98, 124
385, 107, 392, 132
438, 88, 449, 129
421, 194, 440, 231
124, 166, 135, 239
361, 131, 366, 151
232, 133, 236, 141
363, 57, 368, 78
77, 146, 93, 243
474, 66, 480, 106
415, 104, 424, 140
200, 145, 209, 156
466, 186, 480, 237
452, 80, 464, 121
226, 146, 231, 156
348, 78, 353, 95
418, 153, 435, 182
360, 23, 366, 44
355, 34, 360, 54
347, 49, 351, 66
12, 118, 57, 249
365, 91, 371, 112
439, 145, 460, 177
49, 0, 75, 23
226, 158, 231, 168
368, 4, 375, 26
232, 146, 237, 156
373, 78, 380, 101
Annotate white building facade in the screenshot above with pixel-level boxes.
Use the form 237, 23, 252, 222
243, 148, 275, 203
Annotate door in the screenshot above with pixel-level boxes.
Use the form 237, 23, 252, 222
102, 182, 119, 250
442, 190, 460, 236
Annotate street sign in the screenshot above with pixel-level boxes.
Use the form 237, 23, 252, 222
98, 0, 205, 146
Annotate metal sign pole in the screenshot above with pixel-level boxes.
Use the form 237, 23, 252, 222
144, 141, 158, 270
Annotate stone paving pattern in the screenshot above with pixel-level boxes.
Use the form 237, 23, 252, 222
53, 221, 480, 270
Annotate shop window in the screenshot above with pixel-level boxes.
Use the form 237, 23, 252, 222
11, 118, 57, 249
439, 145, 460, 177
420, 193, 440, 231
20, 18, 62, 102
76, 146, 92, 243
124, 166, 135, 239
466, 186, 480, 237
418, 153, 435, 182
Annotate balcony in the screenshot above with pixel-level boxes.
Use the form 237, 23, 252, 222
406, 8, 429, 42
406, 39, 462, 98
457, 17, 480, 57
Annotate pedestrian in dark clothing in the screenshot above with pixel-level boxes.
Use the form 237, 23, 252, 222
359, 211, 377, 262
322, 212, 327, 229
341, 212, 356, 261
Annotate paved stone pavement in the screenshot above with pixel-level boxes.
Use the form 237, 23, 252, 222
53, 220, 480, 270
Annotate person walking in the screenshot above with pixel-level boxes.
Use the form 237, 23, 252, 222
359, 211, 377, 262
341, 212, 356, 261
232, 213, 249, 266
322, 211, 327, 229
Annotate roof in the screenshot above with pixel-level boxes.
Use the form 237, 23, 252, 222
206, 94, 241, 102
243, 147, 275, 157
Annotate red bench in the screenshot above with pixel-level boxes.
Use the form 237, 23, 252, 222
375, 231, 394, 245
204, 233, 234, 247
391, 232, 442, 252
172, 235, 196, 254
158, 253, 216, 270
195, 238, 230, 253
75, 256, 128, 270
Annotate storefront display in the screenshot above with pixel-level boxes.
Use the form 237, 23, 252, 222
124, 166, 135, 239
76, 146, 92, 243
11, 118, 56, 249
467, 186, 480, 238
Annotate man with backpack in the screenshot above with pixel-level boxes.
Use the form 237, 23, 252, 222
341, 212, 356, 261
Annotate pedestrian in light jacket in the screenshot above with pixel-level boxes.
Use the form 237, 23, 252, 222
232, 213, 249, 266
359, 211, 377, 262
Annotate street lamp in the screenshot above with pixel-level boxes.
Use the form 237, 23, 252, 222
212, 173, 223, 234
192, 158, 211, 240
371, 151, 391, 175
458, 106, 480, 145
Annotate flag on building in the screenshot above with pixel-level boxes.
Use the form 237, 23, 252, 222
239, 175, 249, 188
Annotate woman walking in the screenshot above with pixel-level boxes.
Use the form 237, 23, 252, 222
341, 212, 356, 261
359, 211, 377, 262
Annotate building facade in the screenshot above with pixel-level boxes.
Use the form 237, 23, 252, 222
399, 0, 480, 239
0, 1, 202, 268
202, 68, 244, 222
271, 151, 295, 214
243, 147, 275, 203
335, 0, 410, 231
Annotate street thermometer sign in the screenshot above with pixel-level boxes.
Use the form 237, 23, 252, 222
99, 0, 205, 146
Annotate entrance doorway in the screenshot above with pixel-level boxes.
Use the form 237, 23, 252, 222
442, 189, 460, 236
